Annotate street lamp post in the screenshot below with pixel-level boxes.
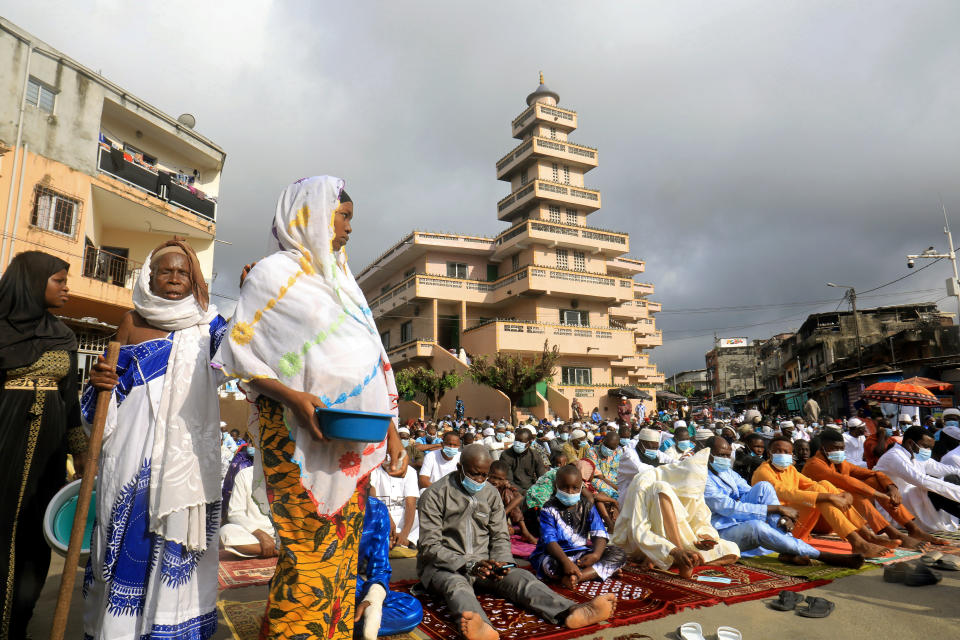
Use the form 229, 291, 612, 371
827, 282, 863, 374
906, 203, 960, 324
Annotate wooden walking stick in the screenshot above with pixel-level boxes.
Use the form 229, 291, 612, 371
50, 341, 120, 640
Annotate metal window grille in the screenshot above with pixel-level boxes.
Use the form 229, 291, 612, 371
565, 208, 578, 225
26, 77, 56, 113
556, 248, 569, 269
30, 185, 80, 238
573, 251, 585, 272
548, 205, 561, 223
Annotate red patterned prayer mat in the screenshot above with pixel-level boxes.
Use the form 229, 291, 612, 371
624, 563, 829, 605
392, 568, 718, 640
217, 556, 277, 590
808, 533, 960, 566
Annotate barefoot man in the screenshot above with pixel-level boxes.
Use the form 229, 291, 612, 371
418, 444, 616, 640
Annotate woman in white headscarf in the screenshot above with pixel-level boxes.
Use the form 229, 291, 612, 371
214, 176, 405, 640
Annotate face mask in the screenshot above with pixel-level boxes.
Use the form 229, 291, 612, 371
443, 446, 460, 459
460, 473, 486, 494
247, 446, 256, 456
559, 433, 570, 442
710, 456, 732, 472
916, 447, 932, 462
600, 445, 615, 457
400, 439, 410, 447
643, 448, 658, 460
677, 441, 694, 452
827, 451, 846, 464
884, 428, 894, 438
771, 453, 794, 470
513, 442, 528, 453
947, 420, 960, 429
555, 489, 581, 506
495, 433, 505, 441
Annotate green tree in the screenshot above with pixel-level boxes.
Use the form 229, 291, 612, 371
468, 341, 561, 424
394, 367, 463, 421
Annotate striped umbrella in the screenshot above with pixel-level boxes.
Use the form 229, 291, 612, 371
860, 381, 942, 407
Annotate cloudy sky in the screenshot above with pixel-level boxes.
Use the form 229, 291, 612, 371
7, 1, 960, 376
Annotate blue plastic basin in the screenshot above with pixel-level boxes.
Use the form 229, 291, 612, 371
43, 478, 96, 560
315, 407, 392, 442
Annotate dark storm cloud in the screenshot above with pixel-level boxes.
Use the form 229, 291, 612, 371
6, 1, 960, 376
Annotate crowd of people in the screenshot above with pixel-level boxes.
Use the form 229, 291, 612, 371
5, 174, 960, 640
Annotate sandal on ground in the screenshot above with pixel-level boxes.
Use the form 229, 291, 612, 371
921, 551, 943, 565
716, 626, 742, 640
934, 554, 960, 571
796, 596, 835, 618
905, 563, 943, 586
883, 560, 917, 583
677, 622, 706, 640
768, 590, 806, 611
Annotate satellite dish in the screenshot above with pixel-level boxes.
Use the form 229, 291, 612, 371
177, 113, 196, 128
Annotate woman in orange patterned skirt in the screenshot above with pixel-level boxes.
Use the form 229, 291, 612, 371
215, 177, 407, 640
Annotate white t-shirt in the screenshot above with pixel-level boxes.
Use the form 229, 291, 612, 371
370, 465, 420, 543
419, 449, 460, 485
843, 433, 866, 466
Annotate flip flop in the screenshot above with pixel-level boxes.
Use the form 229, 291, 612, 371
934, 554, 960, 571
921, 551, 943, 565
796, 596, 835, 618
905, 563, 943, 586
716, 626, 742, 640
768, 589, 806, 611
883, 560, 917, 583
677, 622, 706, 640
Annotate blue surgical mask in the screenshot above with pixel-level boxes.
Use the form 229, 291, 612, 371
513, 442, 528, 453
827, 451, 846, 464
677, 441, 694, 452
559, 433, 570, 442
885, 428, 894, 437
771, 453, 794, 470
247, 446, 256, 456
460, 473, 486, 494
643, 448, 658, 460
443, 446, 460, 459
600, 444, 615, 457
710, 456, 732, 472
496, 433, 505, 441
556, 489, 581, 506
946, 421, 959, 429
400, 438, 410, 447
916, 447, 932, 462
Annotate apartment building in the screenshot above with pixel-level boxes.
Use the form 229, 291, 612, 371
0, 18, 225, 378
357, 77, 663, 421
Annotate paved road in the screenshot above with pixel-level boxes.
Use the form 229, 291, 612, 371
31, 555, 960, 639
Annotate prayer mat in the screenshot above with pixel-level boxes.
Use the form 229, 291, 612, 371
511, 534, 537, 559
217, 556, 277, 590
389, 546, 419, 559
623, 563, 828, 605
392, 568, 718, 640
737, 553, 873, 581
218, 599, 419, 640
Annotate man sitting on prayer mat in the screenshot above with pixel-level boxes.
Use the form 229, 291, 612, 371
753, 436, 894, 558
704, 437, 864, 568
219, 446, 278, 558
417, 444, 616, 640
875, 425, 960, 532
803, 428, 946, 548
611, 449, 740, 579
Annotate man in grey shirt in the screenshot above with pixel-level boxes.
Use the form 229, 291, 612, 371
417, 444, 617, 640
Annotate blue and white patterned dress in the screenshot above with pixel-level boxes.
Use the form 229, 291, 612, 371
81, 317, 227, 640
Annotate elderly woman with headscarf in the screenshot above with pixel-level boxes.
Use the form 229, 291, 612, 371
214, 176, 406, 640
0, 251, 84, 639
84, 238, 226, 640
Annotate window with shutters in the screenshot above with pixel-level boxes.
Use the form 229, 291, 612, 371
548, 205, 561, 223
30, 185, 80, 238
26, 77, 56, 113
552, 163, 559, 182
556, 248, 569, 270
573, 251, 585, 272
565, 208, 578, 225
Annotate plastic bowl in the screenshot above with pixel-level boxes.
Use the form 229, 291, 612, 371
315, 407, 393, 442
43, 478, 96, 564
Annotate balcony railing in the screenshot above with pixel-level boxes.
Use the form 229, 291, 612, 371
496, 136, 598, 174
511, 103, 578, 134
82, 246, 142, 290
494, 219, 628, 250
462, 318, 635, 356
97, 145, 216, 220
497, 179, 602, 218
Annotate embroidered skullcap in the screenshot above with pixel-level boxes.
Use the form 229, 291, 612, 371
482, 427, 495, 436
571, 429, 586, 439
944, 408, 960, 419
695, 428, 715, 440
674, 420, 687, 429
638, 428, 660, 442
847, 418, 864, 428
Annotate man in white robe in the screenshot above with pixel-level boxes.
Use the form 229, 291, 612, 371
875, 426, 960, 532
220, 456, 278, 558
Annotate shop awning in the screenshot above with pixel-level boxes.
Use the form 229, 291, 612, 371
607, 386, 652, 400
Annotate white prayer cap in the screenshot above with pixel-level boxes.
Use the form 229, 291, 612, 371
398, 426, 410, 435
825, 423, 843, 431
847, 418, 864, 428
220, 421, 228, 428
544, 430, 556, 440
779, 421, 795, 430
522, 425, 538, 436
695, 428, 714, 440
607, 421, 618, 428
943, 425, 960, 440
639, 428, 661, 442
571, 429, 587, 439
674, 420, 687, 429
899, 413, 914, 423
944, 408, 960, 419
482, 427, 495, 436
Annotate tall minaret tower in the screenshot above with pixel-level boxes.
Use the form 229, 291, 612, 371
495, 74, 600, 227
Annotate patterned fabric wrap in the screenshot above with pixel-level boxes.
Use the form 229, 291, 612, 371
214, 176, 397, 516
257, 398, 365, 640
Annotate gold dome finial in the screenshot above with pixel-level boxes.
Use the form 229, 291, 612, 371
539, 71, 544, 85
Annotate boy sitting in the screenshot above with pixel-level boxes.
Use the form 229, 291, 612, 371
488, 460, 538, 543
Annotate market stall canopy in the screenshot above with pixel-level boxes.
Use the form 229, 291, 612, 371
656, 390, 687, 402
861, 381, 941, 407
607, 386, 652, 400
901, 376, 954, 393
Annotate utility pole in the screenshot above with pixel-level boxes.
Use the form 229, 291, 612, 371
906, 203, 960, 324
797, 356, 803, 391
827, 283, 863, 374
